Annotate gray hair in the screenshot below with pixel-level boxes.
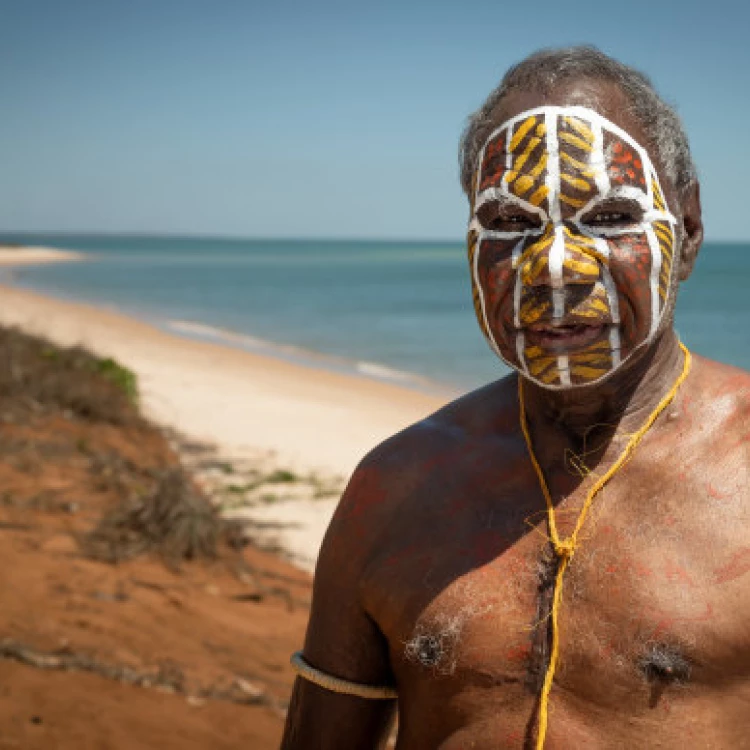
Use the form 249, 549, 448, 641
459, 46, 697, 200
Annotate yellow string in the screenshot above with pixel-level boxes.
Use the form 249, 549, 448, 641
520, 343, 692, 749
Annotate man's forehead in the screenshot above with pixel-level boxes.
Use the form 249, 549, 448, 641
473, 105, 661, 221
480, 106, 649, 168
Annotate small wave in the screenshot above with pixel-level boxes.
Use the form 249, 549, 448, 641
168, 319, 269, 348
167, 319, 357, 365
167, 319, 313, 358
355, 361, 422, 384
166, 318, 452, 395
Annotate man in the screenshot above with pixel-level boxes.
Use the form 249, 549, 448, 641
281, 47, 750, 748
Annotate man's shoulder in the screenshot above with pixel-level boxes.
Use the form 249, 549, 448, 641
686, 356, 750, 461
690, 355, 750, 412
321, 375, 519, 551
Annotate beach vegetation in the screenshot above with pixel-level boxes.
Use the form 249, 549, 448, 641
0, 325, 139, 424
82, 467, 222, 565
39, 347, 138, 402
227, 483, 252, 494
264, 469, 298, 484
0, 324, 236, 566
93, 357, 138, 403
312, 486, 342, 499
209, 467, 344, 513
221, 470, 299, 497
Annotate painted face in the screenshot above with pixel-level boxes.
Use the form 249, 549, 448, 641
468, 105, 677, 389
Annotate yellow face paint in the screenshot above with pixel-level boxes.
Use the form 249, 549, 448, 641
468, 105, 677, 389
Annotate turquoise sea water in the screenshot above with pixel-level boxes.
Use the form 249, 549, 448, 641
0, 233, 748, 392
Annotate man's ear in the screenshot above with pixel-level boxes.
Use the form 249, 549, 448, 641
678, 181, 703, 281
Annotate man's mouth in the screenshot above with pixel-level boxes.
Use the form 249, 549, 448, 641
524, 322, 609, 351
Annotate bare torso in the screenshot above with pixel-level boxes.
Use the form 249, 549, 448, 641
283, 356, 750, 749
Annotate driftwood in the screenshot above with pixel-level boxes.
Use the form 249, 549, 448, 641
0, 638, 283, 710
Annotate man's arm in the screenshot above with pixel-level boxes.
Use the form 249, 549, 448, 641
281, 458, 398, 749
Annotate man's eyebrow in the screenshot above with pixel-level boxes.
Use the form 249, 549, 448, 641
583, 195, 645, 209
580, 190, 650, 213
475, 190, 535, 213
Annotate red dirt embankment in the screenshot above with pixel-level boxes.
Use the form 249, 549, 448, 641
0, 327, 309, 748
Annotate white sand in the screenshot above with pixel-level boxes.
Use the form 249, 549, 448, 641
0, 246, 85, 265
0, 277, 451, 569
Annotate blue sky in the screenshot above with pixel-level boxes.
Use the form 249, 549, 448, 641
1, 0, 748, 241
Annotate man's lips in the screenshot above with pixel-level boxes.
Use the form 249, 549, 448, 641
523, 321, 609, 351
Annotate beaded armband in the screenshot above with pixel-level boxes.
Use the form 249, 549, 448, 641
290, 651, 398, 700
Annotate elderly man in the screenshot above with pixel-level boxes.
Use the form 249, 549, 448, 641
281, 47, 750, 748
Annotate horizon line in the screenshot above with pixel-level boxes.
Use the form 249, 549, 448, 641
0, 229, 468, 244
0, 229, 748, 245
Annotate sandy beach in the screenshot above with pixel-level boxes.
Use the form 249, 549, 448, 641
0, 247, 450, 568
0, 246, 85, 265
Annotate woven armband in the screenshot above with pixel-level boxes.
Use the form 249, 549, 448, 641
290, 651, 398, 700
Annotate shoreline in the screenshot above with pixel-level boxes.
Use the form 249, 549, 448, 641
163, 317, 453, 397
0, 267, 451, 568
1, 243, 459, 398
0, 283, 451, 474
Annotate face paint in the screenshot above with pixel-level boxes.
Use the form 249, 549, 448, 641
467, 105, 677, 389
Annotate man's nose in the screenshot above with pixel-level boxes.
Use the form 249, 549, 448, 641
519, 225, 603, 288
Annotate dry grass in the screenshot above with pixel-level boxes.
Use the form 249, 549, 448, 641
0, 325, 140, 426
0, 324, 227, 565
82, 467, 221, 565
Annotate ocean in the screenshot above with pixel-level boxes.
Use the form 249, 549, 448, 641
1, 233, 748, 392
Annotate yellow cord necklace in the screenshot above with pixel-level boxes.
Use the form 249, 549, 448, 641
519, 342, 692, 750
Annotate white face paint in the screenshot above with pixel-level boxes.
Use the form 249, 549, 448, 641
467, 105, 677, 389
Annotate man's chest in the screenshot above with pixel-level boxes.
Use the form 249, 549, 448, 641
365, 467, 750, 708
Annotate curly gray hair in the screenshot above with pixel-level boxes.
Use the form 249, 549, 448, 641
459, 46, 697, 200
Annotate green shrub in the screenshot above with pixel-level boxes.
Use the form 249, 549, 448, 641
93, 357, 138, 403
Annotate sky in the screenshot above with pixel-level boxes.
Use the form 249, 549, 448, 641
1, 0, 748, 242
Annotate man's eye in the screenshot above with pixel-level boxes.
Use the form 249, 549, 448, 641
585, 211, 636, 227
489, 214, 536, 230
476, 202, 541, 232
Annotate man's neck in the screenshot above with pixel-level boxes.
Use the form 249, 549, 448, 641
521, 329, 685, 451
